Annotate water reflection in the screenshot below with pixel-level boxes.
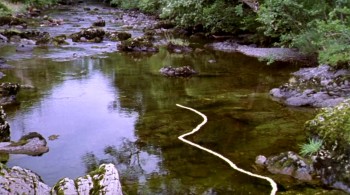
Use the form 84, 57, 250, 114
2, 48, 315, 193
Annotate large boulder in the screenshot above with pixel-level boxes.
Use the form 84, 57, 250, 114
52, 163, 123, 195
0, 132, 49, 156
0, 164, 51, 195
304, 99, 350, 193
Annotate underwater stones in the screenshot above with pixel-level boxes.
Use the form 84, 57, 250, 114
261, 151, 314, 181
166, 42, 192, 53
270, 65, 350, 107
52, 163, 123, 195
0, 165, 51, 195
159, 66, 197, 77
117, 37, 158, 52
70, 27, 105, 43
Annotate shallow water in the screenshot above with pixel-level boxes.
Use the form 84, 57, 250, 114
0, 3, 320, 195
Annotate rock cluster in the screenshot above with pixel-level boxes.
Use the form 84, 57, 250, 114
0, 165, 51, 195
159, 66, 197, 77
256, 151, 314, 181
0, 163, 123, 195
52, 163, 123, 195
270, 65, 349, 107
118, 36, 158, 52
70, 27, 105, 43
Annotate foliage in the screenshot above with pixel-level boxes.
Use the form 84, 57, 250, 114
305, 99, 350, 150
257, 0, 350, 67
138, 0, 164, 14
110, 0, 139, 9
0, 2, 11, 17
299, 138, 323, 156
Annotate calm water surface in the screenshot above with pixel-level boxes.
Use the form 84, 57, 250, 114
0, 48, 316, 194
0, 3, 318, 194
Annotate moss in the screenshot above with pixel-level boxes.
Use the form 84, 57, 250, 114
89, 165, 107, 194
305, 99, 350, 150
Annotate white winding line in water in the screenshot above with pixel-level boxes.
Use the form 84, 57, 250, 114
176, 104, 278, 195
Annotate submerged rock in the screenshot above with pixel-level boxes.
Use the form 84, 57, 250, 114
52, 163, 123, 195
261, 151, 314, 181
159, 66, 197, 77
270, 65, 350, 107
0, 132, 49, 156
166, 42, 192, 53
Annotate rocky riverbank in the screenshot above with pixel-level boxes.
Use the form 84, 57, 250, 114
0, 163, 123, 195
270, 65, 350, 107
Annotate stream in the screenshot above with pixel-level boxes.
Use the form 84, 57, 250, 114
0, 2, 320, 194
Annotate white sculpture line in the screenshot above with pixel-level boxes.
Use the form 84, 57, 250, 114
176, 104, 278, 195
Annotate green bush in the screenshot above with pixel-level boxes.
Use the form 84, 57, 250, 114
258, 0, 350, 67
0, 2, 11, 16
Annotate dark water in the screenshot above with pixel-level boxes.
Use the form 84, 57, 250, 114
0, 3, 320, 195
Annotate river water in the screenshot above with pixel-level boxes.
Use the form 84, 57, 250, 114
0, 2, 319, 194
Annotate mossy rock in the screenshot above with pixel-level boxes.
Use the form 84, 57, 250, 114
70, 27, 105, 43
305, 99, 350, 150
52, 34, 68, 46
0, 16, 25, 26
118, 37, 158, 52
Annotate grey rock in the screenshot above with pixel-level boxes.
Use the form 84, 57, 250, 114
0, 132, 49, 156
52, 163, 123, 195
0, 165, 51, 195
255, 155, 267, 166
264, 151, 314, 181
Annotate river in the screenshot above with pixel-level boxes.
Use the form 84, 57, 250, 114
0, 2, 318, 194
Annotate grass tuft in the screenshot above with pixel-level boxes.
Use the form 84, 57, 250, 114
299, 138, 323, 156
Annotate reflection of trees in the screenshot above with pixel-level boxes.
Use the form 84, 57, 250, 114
82, 138, 165, 193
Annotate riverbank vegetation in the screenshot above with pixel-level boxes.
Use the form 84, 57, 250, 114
0, 0, 57, 16
1, 0, 349, 67
105, 0, 350, 68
